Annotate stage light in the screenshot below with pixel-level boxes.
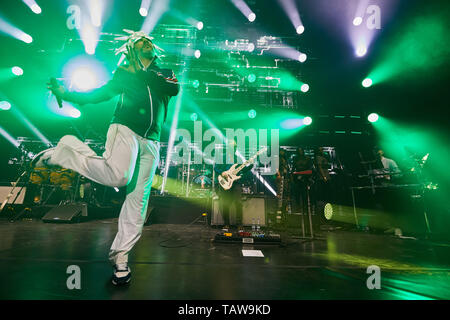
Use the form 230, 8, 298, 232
88, 0, 103, 27
368, 113, 379, 123
192, 80, 200, 88
70, 109, 81, 118
248, 109, 257, 119
324, 203, 333, 220
247, 74, 256, 83
230, 0, 255, 24
196, 21, 203, 30
19, 33, 33, 43
303, 116, 312, 126
140, 0, 151, 17
353, 17, 363, 26
79, 20, 99, 55
12, 66, 23, 76
0, 126, 20, 148
248, 42, 255, 52
72, 67, 98, 92
356, 45, 367, 57
300, 83, 309, 92
194, 49, 201, 59
141, 0, 169, 34
190, 113, 198, 121
23, 0, 42, 14
139, 7, 148, 17
298, 53, 307, 63
0, 16, 33, 43
278, 0, 304, 37
362, 78, 373, 87
0, 101, 11, 111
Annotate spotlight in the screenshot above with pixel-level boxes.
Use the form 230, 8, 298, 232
12, 66, 23, 76
247, 42, 255, 52
192, 80, 200, 88
194, 49, 201, 59
298, 53, 307, 63
368, 113, 379, 123
303, 116, 312, 125
72, 67, 98, 92
70, 109, 81, 118
356, 45, 367, 57
324, 203, 333, 220
248, 13, 256, 22
300, 83, 309, 92
248, 109, 256, 119
23, 0, 42, 14
296, 25, 305, 35
31, 4, 42, 14
139, 7, 148, 17
196, 21, 204, 30
362, 78, 373, 88
20, 33, 33, 43
190, 113, 198, 121
0, 101, 11, 111
353, 17, 363, 26
247, 74, 256, 83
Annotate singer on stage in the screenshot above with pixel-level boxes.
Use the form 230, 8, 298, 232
36, 30, 179, 285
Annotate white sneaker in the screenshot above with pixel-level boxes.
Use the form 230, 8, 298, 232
112, 264, 131, 286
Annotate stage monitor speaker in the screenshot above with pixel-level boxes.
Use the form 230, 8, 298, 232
242, 196, 266, 227
0, 186, 26, 204
42, 203, 88, 223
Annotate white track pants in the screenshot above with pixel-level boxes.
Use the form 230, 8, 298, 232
46, 123, 160, 266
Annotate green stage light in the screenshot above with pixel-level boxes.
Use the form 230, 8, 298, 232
368, 113, 379, 123
281, 119, 302, 129
301, 83, 309, 92
303, 116, 312, 125
248, 109, 256, 119
190, 113, 198, 121
324, 203, 333, 220
70, 109, 81, 118
72, 67, 98, 92
196, 21, 203, 30
298, 53, 307, 63
247, 74, 256, 83
194, 50, 201, 59
0, 101, 11, 111
12, 66, 23, 76
192, 80, 200, 88
362, 78, 373, 87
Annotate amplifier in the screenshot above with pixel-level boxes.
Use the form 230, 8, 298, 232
211, 196, 266, 226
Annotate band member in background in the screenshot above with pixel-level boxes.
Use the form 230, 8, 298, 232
275, 148, 290, 213
314, 147, 331, 203
292, 147, 312, 214
215, 140, 253, 230
36, 30, 179, 285
376, 148, 401, 179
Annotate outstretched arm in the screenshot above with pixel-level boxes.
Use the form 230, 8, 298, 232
48, 68, 126, 106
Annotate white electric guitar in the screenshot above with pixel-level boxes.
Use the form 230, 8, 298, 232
218, 147, 267, 190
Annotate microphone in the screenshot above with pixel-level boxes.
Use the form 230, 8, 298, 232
50, 77, 63, 108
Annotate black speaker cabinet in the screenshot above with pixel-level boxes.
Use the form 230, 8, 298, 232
42, 203, 88, 223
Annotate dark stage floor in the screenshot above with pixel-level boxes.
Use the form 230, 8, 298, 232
0, 219, 449, 300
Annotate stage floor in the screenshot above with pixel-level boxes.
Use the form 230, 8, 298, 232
0, 219, 449, 300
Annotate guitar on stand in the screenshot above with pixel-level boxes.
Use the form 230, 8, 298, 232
218, 147, 267, 190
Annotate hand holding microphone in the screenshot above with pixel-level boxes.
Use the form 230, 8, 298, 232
47, 77, 66, 108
